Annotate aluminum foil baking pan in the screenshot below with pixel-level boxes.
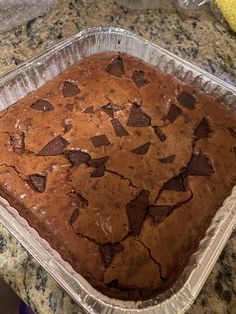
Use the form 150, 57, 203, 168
0, 27, 235, 314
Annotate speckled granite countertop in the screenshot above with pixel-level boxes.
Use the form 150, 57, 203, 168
0, 1, 235, 313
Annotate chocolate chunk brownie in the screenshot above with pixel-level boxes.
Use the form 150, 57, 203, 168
0, 52, 235, 300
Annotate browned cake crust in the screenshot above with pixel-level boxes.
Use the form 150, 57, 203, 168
0, 52, 235, 300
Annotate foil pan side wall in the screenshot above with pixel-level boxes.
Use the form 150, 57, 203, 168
0, 27, 235, 314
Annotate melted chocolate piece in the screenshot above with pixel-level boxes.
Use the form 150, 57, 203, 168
105, 57, 125, 78
132, 70, 150, 88
111, 119, 129, 137
90, 135, 110, 148
29, 174, 46, 193
62, 81, 80, 97
187, 154, 214, 176
177, 91, 196, 110
163, 173, 188, 192
38, 136, 69, 156
10, 132, 25, 151
70, 208, 79, 225
166, 104, 182, 122
149, 205, 171, 223
91, 164, 106, 177
87, 156, 109, 168
30, 99, 54, 112
126, 190, 150, 235
158, 155, 176, 164
131, 142, 151, 155
228, 127, 236, 139
194, 118, 211, 138
83, 106, 95, 114
65, 103, 74, 112
100, 243, 124, 267
65, 150, 91, 166
153, 127, 166, 141
127, 104, 151, 127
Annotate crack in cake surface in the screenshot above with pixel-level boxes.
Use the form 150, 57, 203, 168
0, 163, 27, 181
105, 169, 142, 190
134, 238, 165, 282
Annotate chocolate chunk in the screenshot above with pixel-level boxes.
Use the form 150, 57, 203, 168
166, 104, 182, 122
127, 104, 151, 127
187, 154, 214, 176
91, 164, 106, 177
63, 122, 72, 133
62, 81, 80, 97
132, 70, 150, 88
87, 156, 109, 168
163, 173, 188, 192
105, 57, 125, 78
102, 103, 114, 118
83, 106, 95, 114
158, 155, 176, 164
131, 142, 151, 155
30, 99, 54, 112
177, 91, 196, 110
194, 118, 211, 138
107, 279, 119, 288
65, 103, 74, 112
228, 127, 236, 139
101, 243, 124, 267
88, 156, 109, 177
126, 190, 150, 235
153, 127, 166, 141
29, 174, 46, 193
70, 208, 79, 225
111, 119, 129, 137
149, 205, 171, 223
90, 135, 110, 148
38, 136, 69, 156
10, 132, 25, 151
102, 103, 124, 118
65, 150, 91, 166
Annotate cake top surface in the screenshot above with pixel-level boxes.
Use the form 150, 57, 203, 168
0, 52, 235, 300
